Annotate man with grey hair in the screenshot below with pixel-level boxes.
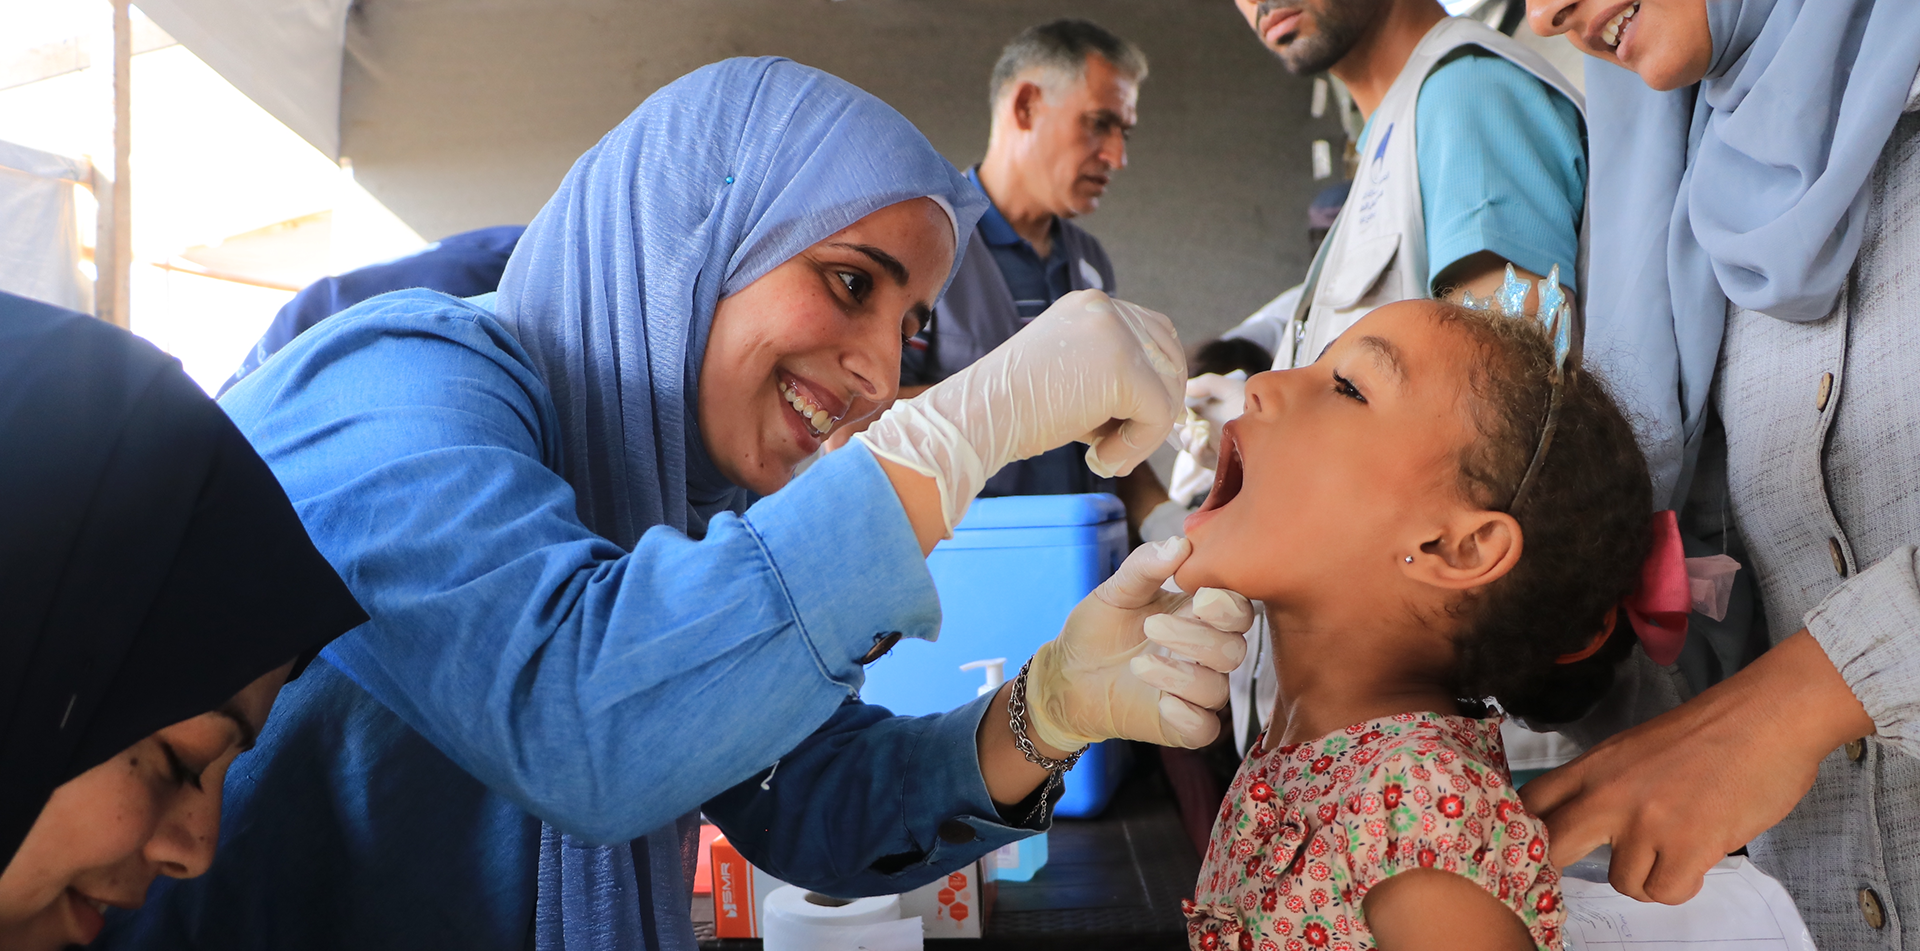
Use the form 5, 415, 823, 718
899, 18, 1169, 531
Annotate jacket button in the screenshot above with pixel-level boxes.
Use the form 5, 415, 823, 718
1859, 887, 1886, 930
1828, 538, 1849, 577
1817, 372, 1835, 411
1847, 738, 1867, 762
860, 632, 904, 665
937, 819, 977, 844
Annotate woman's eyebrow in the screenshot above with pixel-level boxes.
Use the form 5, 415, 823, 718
826, 242, 909, 286
216, 704, 259, 752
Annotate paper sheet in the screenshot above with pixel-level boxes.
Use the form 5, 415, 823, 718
1562, 851, 1817, 951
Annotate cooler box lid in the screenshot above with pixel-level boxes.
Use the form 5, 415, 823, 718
953, 493, 1124, 531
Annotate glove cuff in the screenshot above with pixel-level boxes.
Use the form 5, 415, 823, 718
1024, 640, 1101, 752
853, 399, 987, 536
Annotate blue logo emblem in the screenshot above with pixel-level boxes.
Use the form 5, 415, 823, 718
1368, 123, 1393, 185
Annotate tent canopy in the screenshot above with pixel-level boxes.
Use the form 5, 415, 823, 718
122, 0, 1374, 343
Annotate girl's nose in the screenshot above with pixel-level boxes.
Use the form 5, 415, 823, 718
1526, 0, 1579, 36
1242, 369, 1281, 415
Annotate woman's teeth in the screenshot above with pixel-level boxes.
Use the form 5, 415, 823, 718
780, 382, 833, 437
1600, 1, 1638, 49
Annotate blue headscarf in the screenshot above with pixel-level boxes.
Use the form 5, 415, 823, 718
497, 56, 982, 548
1584, 0, 1920, 507
490, 57, 985, 950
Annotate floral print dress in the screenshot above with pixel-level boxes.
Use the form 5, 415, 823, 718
1184, 712, 1564, 951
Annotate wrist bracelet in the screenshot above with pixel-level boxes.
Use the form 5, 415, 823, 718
1009, 658, 1088, 773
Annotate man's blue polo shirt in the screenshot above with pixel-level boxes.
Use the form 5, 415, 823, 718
968, 167, 1073, 323
949, 169, 1117, 498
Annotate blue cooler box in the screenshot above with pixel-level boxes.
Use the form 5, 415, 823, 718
859, 493, 1134, 818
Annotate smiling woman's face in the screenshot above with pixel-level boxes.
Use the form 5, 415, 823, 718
1527, 0, 1712, 91
0, 665, 286, 951
699, 197, 956, 495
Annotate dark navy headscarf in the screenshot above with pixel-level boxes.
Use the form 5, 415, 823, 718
0, 291, 365, 863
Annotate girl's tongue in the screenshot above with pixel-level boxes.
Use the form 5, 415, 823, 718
1186, 422, 1246, 533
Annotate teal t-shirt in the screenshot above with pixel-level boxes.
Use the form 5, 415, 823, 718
1391, 48, 1587, 293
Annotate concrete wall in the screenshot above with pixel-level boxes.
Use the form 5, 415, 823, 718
341, 0, 1348, 344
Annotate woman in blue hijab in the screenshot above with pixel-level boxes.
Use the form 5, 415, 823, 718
1521, 0, 1920, 941
101, 58, 1239, 951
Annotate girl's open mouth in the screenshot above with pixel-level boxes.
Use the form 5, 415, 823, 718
1185, 420, 1245, 533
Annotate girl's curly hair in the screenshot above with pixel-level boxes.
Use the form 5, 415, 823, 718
1430, 301, 1653, 724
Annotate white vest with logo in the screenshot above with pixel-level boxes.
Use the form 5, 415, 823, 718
1281, 17, 1587, 368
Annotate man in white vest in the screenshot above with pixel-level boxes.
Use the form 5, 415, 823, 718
1209, 0, 1588, 760
1234, 0, 1587, 367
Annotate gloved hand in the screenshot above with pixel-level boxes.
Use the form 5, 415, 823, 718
856, 289, 1184, 534
1179, 371, 1248, 471
1026, 537, 1254, 751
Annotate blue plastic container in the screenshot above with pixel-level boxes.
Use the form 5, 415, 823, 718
859, 493, 1132, 819
993, 831, 1049, 882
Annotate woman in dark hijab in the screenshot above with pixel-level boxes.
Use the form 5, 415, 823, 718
0, 290, 366, 950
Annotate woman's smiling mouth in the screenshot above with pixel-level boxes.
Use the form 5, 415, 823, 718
778, 375, 843, 440
65, 887, 120, 944
1595, 0, 1640, 53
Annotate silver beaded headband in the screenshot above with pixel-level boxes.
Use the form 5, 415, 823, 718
1460, 263, 1573, 511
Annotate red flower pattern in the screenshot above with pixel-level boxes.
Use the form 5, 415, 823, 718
1185, 713, 1563, 951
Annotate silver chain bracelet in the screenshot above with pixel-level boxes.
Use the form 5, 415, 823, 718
1009, 658, 1087, 773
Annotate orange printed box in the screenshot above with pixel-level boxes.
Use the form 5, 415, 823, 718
707, 833, 994, 939
709, 834, 790, 939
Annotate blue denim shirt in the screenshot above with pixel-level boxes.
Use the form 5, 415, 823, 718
101, 295, 1040, 951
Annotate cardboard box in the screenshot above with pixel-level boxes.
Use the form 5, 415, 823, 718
708, 833, 994, 939
899, 861, 994, 938
709, 834, 791, 939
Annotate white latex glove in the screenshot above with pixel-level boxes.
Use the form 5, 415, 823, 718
1180, 371, 1248, 471
1026, 537, 1255, 751
856, 289, 1184, 534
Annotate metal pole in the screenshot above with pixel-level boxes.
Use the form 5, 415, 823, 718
96, 0, 132, 328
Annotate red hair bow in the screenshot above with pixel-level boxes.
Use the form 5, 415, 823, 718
1557, 510, 1736, 666
1625, 510, 1691, 665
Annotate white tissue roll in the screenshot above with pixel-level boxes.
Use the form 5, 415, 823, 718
761, 886, 924, 951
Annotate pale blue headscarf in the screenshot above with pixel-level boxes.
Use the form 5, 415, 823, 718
1584, 0, 1920, 507
492, 57, 985, 951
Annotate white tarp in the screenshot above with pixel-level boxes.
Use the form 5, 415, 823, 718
134, 0, 350, 158
0, 137, 92, 312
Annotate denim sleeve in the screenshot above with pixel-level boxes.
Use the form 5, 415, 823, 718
705, 691, 1046, 896
1416, 50, 1587, 293
221, 300, 941, 843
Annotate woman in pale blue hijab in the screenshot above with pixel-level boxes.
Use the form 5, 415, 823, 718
98, 58, 1238, 951
1521, 0, 1920, 941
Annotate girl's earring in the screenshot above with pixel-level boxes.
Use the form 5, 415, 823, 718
1403, 555, 1415, 564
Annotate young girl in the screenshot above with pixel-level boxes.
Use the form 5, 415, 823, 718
1177, 295, 1654, 951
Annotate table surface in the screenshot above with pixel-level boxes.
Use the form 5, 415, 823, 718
696, 770, 1201, 950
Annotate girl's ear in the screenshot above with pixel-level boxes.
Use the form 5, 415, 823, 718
1406, 511, 1522, 590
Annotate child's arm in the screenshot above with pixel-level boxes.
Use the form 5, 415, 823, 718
1363, 869, 1535, 951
